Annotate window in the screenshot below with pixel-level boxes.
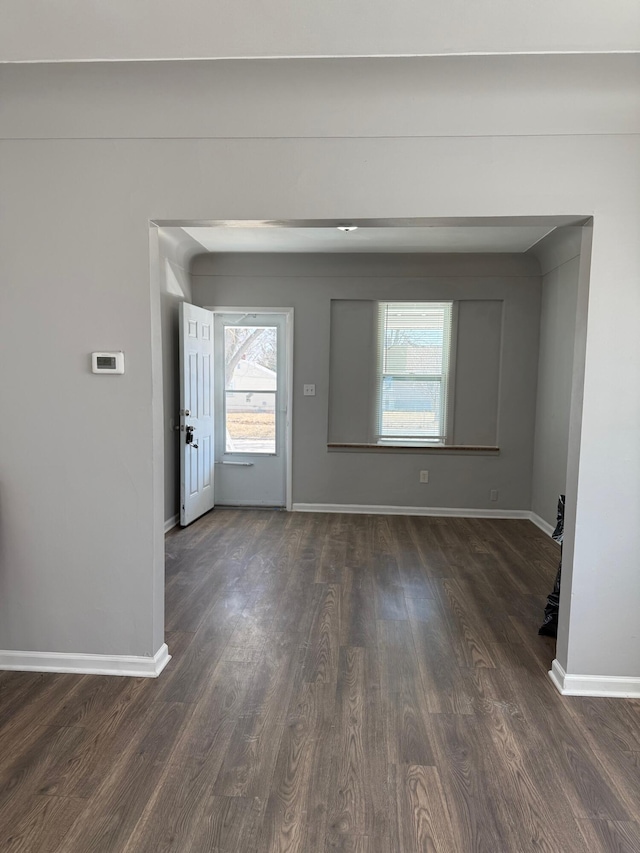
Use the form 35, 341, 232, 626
376, 301, 454, 444
223, 324, 277, 454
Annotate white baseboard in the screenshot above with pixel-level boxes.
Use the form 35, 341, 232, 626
216, 501, 286, 508
292, 502, 531, 520
549, 659, 640, 698
292, 503, 556, 537
0, 643, 171, 678
529, 512, 555, 538
164, 514, 179, 534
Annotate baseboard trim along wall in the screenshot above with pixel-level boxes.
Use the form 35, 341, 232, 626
164, 514, 179, 534
0, 643, 171, 678
549, 659, 640, 699
293, 503, 553, 533
528, 512, 555, 537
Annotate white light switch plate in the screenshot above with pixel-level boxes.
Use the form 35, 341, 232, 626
303, 384, 316, 396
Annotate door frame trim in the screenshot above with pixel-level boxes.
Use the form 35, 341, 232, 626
205, 306, 294, 511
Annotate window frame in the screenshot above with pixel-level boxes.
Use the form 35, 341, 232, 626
373, 300, 458, 447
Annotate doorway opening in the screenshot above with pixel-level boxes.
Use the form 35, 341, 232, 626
177, 301, 293, 527
211, 308, 293, 509
151, 215, 592, 685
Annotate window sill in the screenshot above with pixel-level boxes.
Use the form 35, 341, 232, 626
327, 442, 499, 455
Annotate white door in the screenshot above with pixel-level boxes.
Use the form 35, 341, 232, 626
179, 302, 215, 526
213, 312, 288, 507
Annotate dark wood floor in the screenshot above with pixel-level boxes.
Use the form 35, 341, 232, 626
1, 511, 639, 852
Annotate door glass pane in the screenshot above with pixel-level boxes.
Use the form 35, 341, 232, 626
225, 391, 276, 454
224, 326, 277, 391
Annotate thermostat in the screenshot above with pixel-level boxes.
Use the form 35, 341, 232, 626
92, 351, 125, 374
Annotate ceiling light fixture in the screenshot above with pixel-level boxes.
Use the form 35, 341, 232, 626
337, 225, 358, 232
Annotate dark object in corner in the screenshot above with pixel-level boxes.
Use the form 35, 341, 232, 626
539, 495, 565, 638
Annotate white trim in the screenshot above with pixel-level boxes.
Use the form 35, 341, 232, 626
292, 502, 533, 519
528, 511, 555, 537
0, 643, 171, 678
445, 301, 459, 445
549, 659, 640, 698
8, 51, 638, 68
217, 500, 286, 508
285, 309, 294, 511
164, 514, 179, 534
294, 503, 558, 534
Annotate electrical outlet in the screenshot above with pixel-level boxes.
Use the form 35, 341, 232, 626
303, 384, 316, 396
490, 489, 498, 502
419, 470, 429, 484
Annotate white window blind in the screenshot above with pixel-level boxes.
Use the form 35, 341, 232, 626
376, 301, 453, 443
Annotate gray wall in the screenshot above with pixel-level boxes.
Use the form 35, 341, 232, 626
1, 57, 638, 682
529, 228, 582, 527
192, 253, 541, 510
2, 2, 639, 62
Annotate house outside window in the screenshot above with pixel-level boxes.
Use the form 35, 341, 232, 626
376, 301, 454, 444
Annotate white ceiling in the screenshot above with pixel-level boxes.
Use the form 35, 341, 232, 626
181, 225, 554, 255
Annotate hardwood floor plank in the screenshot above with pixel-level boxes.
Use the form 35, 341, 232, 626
0, 794, 86, 853
482, 520, 554, 596
298, 584, 341, 684
446, 568, 523, 646
327, 647, 369, 837
406, 597, 474, 715
389, 517, 437, 600
213, 637, 303, 798
0, 725, 87, 832
325, 833, 371, 852
326, 646, 389, 841
567, 697, 640, 753
429, 712, 510, 853
39, 679, 158, 800
432, 578, 497, 669
44, 674, 136, 730
166, 512, 270, 633
403, 517, 454, 579
390, 763, 457, 853
0, 674, 87, 754
315, 514, 347, 584
258, 681, 336, 852
55, 701, 191, 852
225, 516, 309, 651
160, 590, 251, 705
186, 794, 264, 853
575, 742, 640, 823
371, 518, 408, 622
377, 620, 434, 767
576, 819, 640, 853
121, 662, 257, 852
362, 649, 392, 840
340, 568, 377, 649
0, 672, 45, 724
497, 645, 633, 822
478, 706, 588, 852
